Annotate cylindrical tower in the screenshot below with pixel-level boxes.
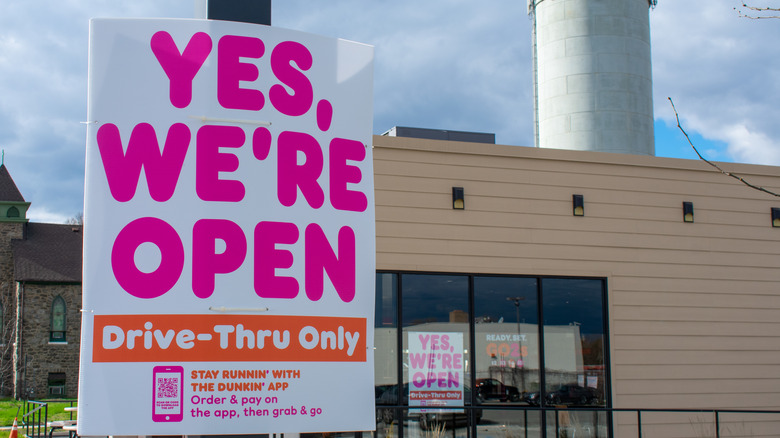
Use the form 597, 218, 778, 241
531, 0, 656, 155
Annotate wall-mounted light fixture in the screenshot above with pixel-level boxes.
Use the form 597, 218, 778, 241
683, 202, 694, 223
452, 187, 465, 210
572, 194, 584, 216
772, 208, 780, 227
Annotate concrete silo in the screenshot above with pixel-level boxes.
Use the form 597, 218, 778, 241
530, 0, 656, 155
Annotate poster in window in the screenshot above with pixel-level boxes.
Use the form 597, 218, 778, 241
407, 332, 464, 412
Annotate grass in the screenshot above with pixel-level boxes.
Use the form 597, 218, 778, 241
0, 399, 78, 438
0, 399, 23, 427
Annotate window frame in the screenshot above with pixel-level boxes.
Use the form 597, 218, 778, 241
50, 295, 67, 343
375, 270, 612, 435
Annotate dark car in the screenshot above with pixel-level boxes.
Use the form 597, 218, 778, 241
546, 385, 599, 405
524, 385, 599, 406
475, 378, 521, 402
523, 391, 541, 406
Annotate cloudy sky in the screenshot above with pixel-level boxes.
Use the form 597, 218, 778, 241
1, 1, 779, 223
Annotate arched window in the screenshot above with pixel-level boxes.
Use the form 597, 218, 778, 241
6, 206, 19, 218
50, 296, 66, 343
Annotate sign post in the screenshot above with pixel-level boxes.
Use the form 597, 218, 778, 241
79, 18, 375, 436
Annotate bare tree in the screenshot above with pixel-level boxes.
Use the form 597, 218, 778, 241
668, 98, 780, 198
66, 212, 83, 225
0, 282, 16, 397
735, 2, 780, 19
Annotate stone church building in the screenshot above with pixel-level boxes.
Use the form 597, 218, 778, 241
0, 164, 81, 399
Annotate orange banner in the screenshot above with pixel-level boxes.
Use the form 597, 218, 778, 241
93, 314, 366, 363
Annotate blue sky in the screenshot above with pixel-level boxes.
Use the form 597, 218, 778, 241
1, 1, 779, 222
654, 119, 729, 162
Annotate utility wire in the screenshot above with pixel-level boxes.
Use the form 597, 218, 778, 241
668, 97, 780, 198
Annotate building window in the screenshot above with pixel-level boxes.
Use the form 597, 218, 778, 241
48, 372, 66, 397
375, 273, 398, 404
6, 206, 19, 218
541, 278, 609, 435
374, 272, 610, 436
474, 276, 539, 405
50, 296, 66, 343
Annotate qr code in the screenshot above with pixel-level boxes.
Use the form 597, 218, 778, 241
156, 377, 179, 398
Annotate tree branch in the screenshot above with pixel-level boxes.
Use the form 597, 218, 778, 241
735, 2, 780, 19
668, 97, 780, 197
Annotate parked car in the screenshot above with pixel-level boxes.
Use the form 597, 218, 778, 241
475, 378, 521, 402
547, 384, 599, 405
523, 391, 541, 406
524, 385, 599, 406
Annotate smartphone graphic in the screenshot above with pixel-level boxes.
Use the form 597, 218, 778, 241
152, 365, 184, 422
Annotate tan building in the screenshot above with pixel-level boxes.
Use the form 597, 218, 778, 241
372, 130, 780, 437
4, 128, 779, 436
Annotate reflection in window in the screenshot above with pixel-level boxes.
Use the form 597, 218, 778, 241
401, 274, 470, 425
375, 273, 398, 406
374, 272, 610, 437
543, 278, 606, 407
474, 276, 538, 404
50, 296, 66, 343
402, 274, 468, 327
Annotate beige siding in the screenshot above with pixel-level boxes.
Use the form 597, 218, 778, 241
373, 134, 780, 421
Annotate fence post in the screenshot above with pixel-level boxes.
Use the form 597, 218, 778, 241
524, 410, 528, 438
637, 410, 642, 438
715, 411, 720, 438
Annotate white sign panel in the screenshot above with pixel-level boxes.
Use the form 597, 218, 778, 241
407, 332, 464, 411
79, 18, 375, 436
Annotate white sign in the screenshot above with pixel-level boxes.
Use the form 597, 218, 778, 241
407, 332, 464, 411
79, 18, 375, 436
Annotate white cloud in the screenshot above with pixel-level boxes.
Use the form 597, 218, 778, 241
651, 1, 780, 166
27, 206, 73, 225
720, 124, 780, 165
3, 0, 780, 221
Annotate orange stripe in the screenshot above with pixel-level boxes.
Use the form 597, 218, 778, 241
92, 314, 366, 362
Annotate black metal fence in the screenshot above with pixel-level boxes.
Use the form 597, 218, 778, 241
21, 400, 78, 438
376, 405, 780, 438
16, 402, 780, 438
21, 400, 47, 438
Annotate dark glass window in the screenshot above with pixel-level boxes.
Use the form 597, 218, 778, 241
474, 276, 539, 405
402, 274, 470, 436
542, 278, 608, 436
401, 274, 469, 327
48, 372, 66, 396
401, 273, 470, 398
375, 273, 398, 405
542, 278, 606, 405
374, 272, 610, 438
